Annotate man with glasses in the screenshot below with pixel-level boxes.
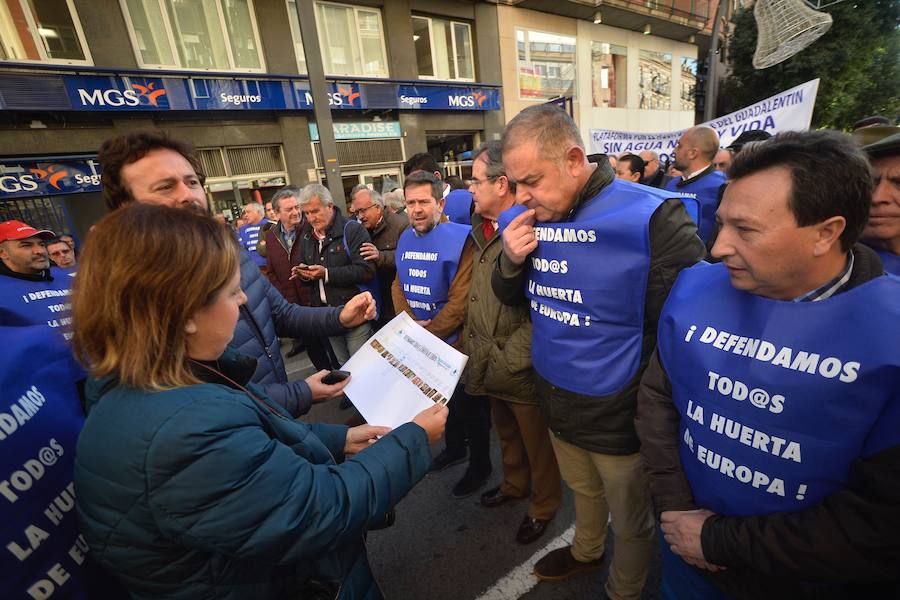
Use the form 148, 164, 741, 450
47, 236, 76, 270
349, 184, 408, 328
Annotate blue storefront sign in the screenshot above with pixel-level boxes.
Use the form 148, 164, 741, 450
189, 78, 291, 110
2, 72, 499, 113
64, 75, 171, 110
294, 82, 363, 110
308, 121, 402, 141
0, 158, 102, 200
397, 85, 501, 110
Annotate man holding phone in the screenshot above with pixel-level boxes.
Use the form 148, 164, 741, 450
293, 183, 376, 367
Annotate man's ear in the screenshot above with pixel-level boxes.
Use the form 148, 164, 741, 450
563, 145, 587, 176
812, 216, 846, 257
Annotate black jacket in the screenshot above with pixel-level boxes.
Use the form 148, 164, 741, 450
491, 160, 706, 455
298, 209, 375, 308
636, 244, 900, 599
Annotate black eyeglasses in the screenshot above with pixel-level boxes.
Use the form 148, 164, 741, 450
350, 204, 378, 217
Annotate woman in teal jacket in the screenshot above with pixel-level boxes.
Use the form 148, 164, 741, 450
71, 204, 447, 599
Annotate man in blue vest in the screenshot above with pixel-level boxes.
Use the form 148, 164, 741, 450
636, 130, 900, 599
861, 132, 900, 274
403, 152, 474, 225
666, 126, 727, 243
0, 220, 76, 340
493, 105, 705, 598
391, 171, 491, 498
238, 202, 269, 270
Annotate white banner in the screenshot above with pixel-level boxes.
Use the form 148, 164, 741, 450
589, 79, 819, 161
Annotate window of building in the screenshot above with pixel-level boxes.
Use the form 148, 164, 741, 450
591, 42, 627, 108
411, 16, 474, 81
516, 28, 576, 101
120, 0, 265, 72
639, 49, 671, 110
0, 0, 92, 64
680, 57, 698, 111
287, 1, 388, 78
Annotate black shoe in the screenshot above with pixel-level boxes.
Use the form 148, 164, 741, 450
516, 515, 551, 545
286, 341, 305, 358
429, 450, 467, 473
533, 545, 605, 581
451, 466, 492, 499
480, 486, 526, 508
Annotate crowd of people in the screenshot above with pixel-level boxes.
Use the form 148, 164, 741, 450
1, 107, 898, 600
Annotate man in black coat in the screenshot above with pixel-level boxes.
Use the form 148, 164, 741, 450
294, 183, 376, 366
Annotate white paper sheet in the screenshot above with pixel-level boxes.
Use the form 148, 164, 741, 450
342, 312, 468, 429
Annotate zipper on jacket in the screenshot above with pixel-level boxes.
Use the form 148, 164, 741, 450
239, 304, 285, 384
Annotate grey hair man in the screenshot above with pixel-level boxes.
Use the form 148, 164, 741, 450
383, 188, 405, 214
349, 184, 408, 327
293, 183, 375, 368
492, 104, 704, 595
238, 202, 270, 269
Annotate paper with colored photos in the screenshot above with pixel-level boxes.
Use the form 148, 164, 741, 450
342, 312, 468, 429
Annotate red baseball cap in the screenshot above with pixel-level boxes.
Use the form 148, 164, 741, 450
0, 220, 55, 244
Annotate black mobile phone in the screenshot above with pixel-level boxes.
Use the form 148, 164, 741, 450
322, 370, 351, 385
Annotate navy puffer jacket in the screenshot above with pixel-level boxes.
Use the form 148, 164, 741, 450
75, 352, 432, 599
231, 248, 345, 416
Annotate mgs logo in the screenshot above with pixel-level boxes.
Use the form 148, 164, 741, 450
29, 164, 70, 190
448, 91, 488, 108
76, 81, 168, 108
337, 86, 361, 106
131, 82, 167, 106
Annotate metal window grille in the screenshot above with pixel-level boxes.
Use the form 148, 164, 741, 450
226, 145, 285, 176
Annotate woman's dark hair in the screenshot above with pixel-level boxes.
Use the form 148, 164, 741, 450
728, 130, 872, 252
98, 130, 206, 210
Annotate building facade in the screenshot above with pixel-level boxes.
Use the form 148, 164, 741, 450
0, 0, 719, 239
0, 0, 504, 239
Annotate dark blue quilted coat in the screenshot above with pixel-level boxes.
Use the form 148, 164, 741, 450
75, 352, 432, 599
231, 248, 345, 416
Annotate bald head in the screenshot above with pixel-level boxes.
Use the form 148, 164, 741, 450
673, 126, 720, 172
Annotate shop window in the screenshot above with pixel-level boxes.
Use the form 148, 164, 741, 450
0, 0, 92, 65
516, 28, 575, 101
412, 16, 474, 81
591, 42, 627, 108
287, 0, 388, 78
639, 49, 671, 110
121, 0, 265, 72
680, 57, 698, 111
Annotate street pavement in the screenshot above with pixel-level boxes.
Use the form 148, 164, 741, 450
286, 345, 663, 600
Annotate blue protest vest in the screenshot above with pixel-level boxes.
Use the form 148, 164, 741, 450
513, 179, 670, 397
444, 189, 473, 225
666, 169, 725, 242
658, 262, 900, 517
396, 221, 470, 343
1, 324, 88, 599
343, 220, 382, 321
238, 219, 269, 267
871, 245, 900, 276
0, 269, 76, 341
